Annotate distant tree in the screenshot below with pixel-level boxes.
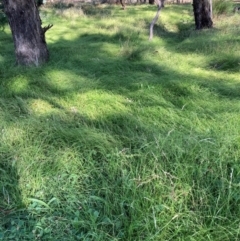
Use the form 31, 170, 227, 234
2, 0, 52, 66
192, 0, 213, 29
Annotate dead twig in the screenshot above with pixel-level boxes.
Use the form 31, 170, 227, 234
42, 24, 53, 33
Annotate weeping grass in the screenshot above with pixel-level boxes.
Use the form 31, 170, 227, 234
0, 4, 240, 240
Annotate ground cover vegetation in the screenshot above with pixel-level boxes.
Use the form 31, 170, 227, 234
0, 3, 240, 240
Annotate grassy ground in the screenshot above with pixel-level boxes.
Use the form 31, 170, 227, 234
0, 3, 240, 240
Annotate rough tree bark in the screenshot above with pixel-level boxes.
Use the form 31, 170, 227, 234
2, 0, 52, 66
192, 0, 213, 30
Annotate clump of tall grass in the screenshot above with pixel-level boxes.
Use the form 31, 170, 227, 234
54, 6, 85, 18
213, 0, 233, 16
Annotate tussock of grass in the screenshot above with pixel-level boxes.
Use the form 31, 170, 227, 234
55, 7, 85, 19
1, 4, 240, 241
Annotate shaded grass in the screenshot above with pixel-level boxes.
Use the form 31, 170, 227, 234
1, 4, 240, 241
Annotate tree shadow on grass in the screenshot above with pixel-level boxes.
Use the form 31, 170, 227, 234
0, 103, 168, 240
0, 152, 21, 214
208, 54, 240, 73
1, 10, 240, 239
145, 4, 240, 74
0, 151, 34, 240
1, 26, 240, 110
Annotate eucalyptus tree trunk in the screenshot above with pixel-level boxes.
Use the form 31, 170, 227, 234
2, 0, 52, 66
149, 0, 164, 40
192, 0, 213, 29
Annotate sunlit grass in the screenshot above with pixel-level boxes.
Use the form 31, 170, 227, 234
0, 3, 240, 241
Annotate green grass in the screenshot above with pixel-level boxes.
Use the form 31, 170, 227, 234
0, 3, 240, 240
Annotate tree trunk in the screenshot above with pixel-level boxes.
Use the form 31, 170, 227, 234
192, 0, 213, 30
149, 0, 164, 40
2, 0, 52, 66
